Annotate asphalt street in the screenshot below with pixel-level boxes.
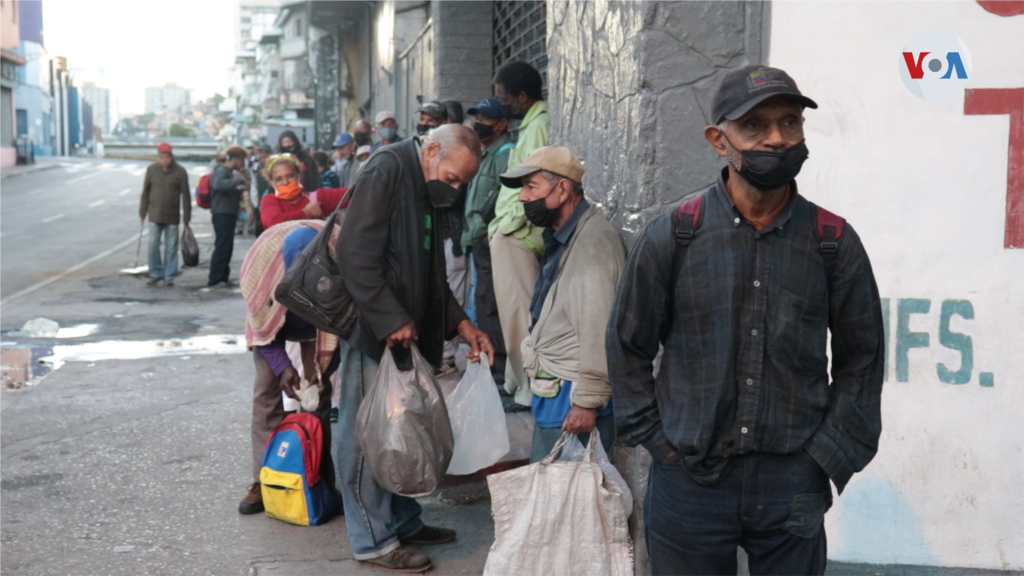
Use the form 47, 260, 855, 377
0, 157, 494, 575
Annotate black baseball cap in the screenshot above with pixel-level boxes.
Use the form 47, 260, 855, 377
418, 101, 448, 122
711, 65, 817, 125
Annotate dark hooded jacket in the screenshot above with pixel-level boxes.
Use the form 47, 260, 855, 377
335, 139, 467, 366
277, 130, 321, 192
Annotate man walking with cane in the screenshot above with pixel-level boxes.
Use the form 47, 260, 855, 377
139, 142, 191, 287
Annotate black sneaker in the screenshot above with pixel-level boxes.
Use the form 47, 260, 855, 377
147, 277, 162, 286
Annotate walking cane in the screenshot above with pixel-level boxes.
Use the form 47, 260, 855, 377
133, 221, 144, 269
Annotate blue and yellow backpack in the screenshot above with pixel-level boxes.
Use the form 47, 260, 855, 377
260, 413, 340, 526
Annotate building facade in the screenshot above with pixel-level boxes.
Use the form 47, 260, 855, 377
1, 0, 25, 167
144, 83, 190, 115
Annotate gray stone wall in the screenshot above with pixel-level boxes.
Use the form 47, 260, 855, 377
548, 0, 769, 243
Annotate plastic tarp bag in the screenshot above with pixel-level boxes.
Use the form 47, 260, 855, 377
445, 353, 510, 475
356, 344, 454, 497
558, 431, 633, 517
484, 433, 633, 576
180, 223, 199, 267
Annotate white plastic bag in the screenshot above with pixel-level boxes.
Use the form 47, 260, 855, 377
558, 431, 633, 517
445, 354, 510, 475
485, 433, 633, 576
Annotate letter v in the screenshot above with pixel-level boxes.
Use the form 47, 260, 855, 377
902, 52, 930, 79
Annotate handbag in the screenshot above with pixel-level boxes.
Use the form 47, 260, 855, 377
180, 223, 199, 267
273, 195, 358, 337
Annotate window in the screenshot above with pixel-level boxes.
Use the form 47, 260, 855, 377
493, 1, 547, 97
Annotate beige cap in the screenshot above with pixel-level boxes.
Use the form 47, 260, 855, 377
499, 145, 584, 188
356, 145, 373, 158
374, 110, 396, 125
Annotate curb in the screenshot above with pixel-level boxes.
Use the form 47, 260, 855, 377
0, 163, 60, 180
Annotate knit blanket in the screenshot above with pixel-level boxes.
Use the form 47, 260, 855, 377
241, 219, 340, 373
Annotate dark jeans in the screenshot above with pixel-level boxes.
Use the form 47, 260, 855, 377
209, 213, 237, 285
471, 237, 506, 377
646, 452, 831, 576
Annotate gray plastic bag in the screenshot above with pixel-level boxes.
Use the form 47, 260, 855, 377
355, 344, 454, 497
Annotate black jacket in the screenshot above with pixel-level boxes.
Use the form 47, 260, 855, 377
336, 139, 467, 366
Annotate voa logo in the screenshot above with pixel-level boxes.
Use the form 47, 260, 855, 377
899, 29, 973, 101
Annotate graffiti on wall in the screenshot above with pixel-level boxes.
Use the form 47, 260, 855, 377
964, 88, 1024, 249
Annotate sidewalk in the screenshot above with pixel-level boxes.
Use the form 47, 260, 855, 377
0, 162, 60, 180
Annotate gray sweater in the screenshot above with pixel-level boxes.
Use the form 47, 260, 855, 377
520, 205, 625, 409
210, 164, 246, 215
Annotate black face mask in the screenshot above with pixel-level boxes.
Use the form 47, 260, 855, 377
472, 122, 495, 140
501, 101, 524, 121
353, 132, 371, 147
280, 145, 295, 154
425, 179, 462, 208
523, 194, 559, 228
416, 123, 435, 136
726, 136, 809, 191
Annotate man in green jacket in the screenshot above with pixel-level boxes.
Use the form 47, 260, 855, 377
489, 61, 549, 405
139, 143, 191, 287
463, 96, 514, 382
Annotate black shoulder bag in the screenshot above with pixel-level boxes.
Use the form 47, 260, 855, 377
274, 191, 358, 338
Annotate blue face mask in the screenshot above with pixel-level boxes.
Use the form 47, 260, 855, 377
378, 126, 398, 142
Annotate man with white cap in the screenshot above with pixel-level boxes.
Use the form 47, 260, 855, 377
499, 145, 624, 461
373, 110, 401, 151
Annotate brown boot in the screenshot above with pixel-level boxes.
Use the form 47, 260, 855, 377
238, 483, 264, 515
359, 546, 432, 573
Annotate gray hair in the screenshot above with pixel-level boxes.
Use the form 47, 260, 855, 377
538, 170, 584, 196
421, 124, 482, 162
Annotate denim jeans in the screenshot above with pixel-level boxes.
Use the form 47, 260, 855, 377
645, 452, 831, 576
147, 222, 179, 281
333, 341, 424, 560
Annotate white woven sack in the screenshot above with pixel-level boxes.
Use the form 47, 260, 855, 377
484, 433, 633, 576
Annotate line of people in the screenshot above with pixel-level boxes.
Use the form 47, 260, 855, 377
226, 61, 884, 576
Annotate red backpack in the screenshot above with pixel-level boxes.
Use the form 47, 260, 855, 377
671, 190, 846, 274
195, 173, 212, 209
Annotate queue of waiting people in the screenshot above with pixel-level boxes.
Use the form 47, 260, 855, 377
132, 60, 885, 575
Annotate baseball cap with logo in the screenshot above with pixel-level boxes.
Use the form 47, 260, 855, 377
374, 110, 396, 125
499, 145, 585, 188
417, 101, 449, 122
711, 65, 818, 125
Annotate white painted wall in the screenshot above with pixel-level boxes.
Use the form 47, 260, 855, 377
770, 1, 1024, 570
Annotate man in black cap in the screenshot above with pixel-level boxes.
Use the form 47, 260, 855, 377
416, 101, 449, 136
607, 65, 885, 575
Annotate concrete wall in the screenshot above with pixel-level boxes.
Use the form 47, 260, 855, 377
769, 2, 1024, 570
548, 0, 769, 243
431, 0, 494, 114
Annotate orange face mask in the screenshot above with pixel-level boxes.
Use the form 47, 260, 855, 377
275, 180, 303, 200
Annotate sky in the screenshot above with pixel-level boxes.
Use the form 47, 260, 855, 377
43, 0, 237, 115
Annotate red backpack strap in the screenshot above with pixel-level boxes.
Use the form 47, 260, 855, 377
813, 205, 845, 258
673, 194, 704, 247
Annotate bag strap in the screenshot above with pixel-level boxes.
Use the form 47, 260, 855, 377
669, 191, 707, 289
540, 432, 597, 465
811, 204, 845, 271
496, 142, 515, 156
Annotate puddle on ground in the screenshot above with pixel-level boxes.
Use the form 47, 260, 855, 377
1, 335, 246, 389
55, 324, 101, 338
